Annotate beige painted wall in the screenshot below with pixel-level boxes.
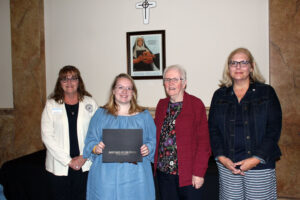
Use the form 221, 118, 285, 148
44, 0, 269, 107
1, 0, 299, 197
0, 0, 13, 108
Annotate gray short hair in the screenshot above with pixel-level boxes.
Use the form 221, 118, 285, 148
163, 65, 187, 80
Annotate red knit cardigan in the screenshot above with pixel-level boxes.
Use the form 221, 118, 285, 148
154, 92, 211, 187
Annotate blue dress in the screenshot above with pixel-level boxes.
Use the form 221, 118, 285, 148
83, 108, 156, 200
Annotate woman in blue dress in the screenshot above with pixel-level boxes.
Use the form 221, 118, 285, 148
83, 73, 156, 200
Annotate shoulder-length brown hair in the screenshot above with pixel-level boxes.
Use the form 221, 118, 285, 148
103, 73, 145, 115
219, 47, 265, 87
49, 65, 91, 103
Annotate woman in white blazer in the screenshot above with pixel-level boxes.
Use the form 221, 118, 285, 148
41, 65, 98, 200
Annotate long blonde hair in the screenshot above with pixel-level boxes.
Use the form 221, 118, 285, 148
219, 47, 265, 87
103, 73, 145, 115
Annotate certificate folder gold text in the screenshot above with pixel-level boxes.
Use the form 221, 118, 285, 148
102, 129, 143, 163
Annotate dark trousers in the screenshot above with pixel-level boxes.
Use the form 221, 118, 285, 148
47, 168, 88, 200
156, 170, 203, 200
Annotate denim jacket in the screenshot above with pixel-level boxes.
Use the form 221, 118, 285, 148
208, 82, 282, 164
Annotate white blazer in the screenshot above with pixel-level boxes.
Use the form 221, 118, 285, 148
41, 96, 98, 176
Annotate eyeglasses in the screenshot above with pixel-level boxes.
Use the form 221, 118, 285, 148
60, 77, 78, 83
115, 86, 133, 92
163, 78, 184, 83
229, 60, 250, 68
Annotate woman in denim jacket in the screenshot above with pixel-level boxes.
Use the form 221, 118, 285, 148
208, 48, 282, 199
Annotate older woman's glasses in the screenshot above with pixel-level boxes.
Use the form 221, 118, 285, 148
229, 60, 250, 68
60, 77, 78, 83
163, 78, 183, 83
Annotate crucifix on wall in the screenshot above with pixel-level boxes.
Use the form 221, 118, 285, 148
136, 0, 156, 24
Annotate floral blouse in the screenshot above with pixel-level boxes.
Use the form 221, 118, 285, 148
157, 101, 183, 175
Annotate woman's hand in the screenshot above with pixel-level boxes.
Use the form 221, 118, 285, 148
141, 51, 154, 64
235, 157, 260, 174
218, 156, 242, 175
133, 56, 143, 64
69, 155, 87, 170
93, 141, 105, 155
192, 175, 204, 189
140, 144, 149, 157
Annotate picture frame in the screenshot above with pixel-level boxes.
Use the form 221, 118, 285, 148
127, 30, 166, 79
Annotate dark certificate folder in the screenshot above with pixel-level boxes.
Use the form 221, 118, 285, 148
102, 129, 143, 163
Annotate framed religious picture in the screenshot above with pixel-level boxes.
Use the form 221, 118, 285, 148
127, 30, 166, 79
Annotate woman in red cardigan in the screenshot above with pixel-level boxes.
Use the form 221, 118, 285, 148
154, 65, 211, 200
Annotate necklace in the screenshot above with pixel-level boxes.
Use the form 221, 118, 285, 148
65, 103, 78, 116
69, 106, 77, 116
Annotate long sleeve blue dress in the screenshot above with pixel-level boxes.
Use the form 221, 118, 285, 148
83, 108, 156, 200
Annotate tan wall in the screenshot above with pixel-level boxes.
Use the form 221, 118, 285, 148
0, 0, 46, 165
0, 110, 14, 165
0, 0, 13, 108
44, 0, 269, 108
269, 0, 300, 198
0, 0, 299, 198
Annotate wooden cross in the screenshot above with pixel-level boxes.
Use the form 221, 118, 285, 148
136, 0, 156, 24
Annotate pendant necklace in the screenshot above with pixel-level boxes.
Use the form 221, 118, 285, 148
168, 103, 180, 124
70, 107, 76, 115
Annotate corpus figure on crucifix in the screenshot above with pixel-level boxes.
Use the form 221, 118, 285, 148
136, 0, 156, 24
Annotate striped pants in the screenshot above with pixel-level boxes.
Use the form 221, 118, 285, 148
217, 162, 277, 200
